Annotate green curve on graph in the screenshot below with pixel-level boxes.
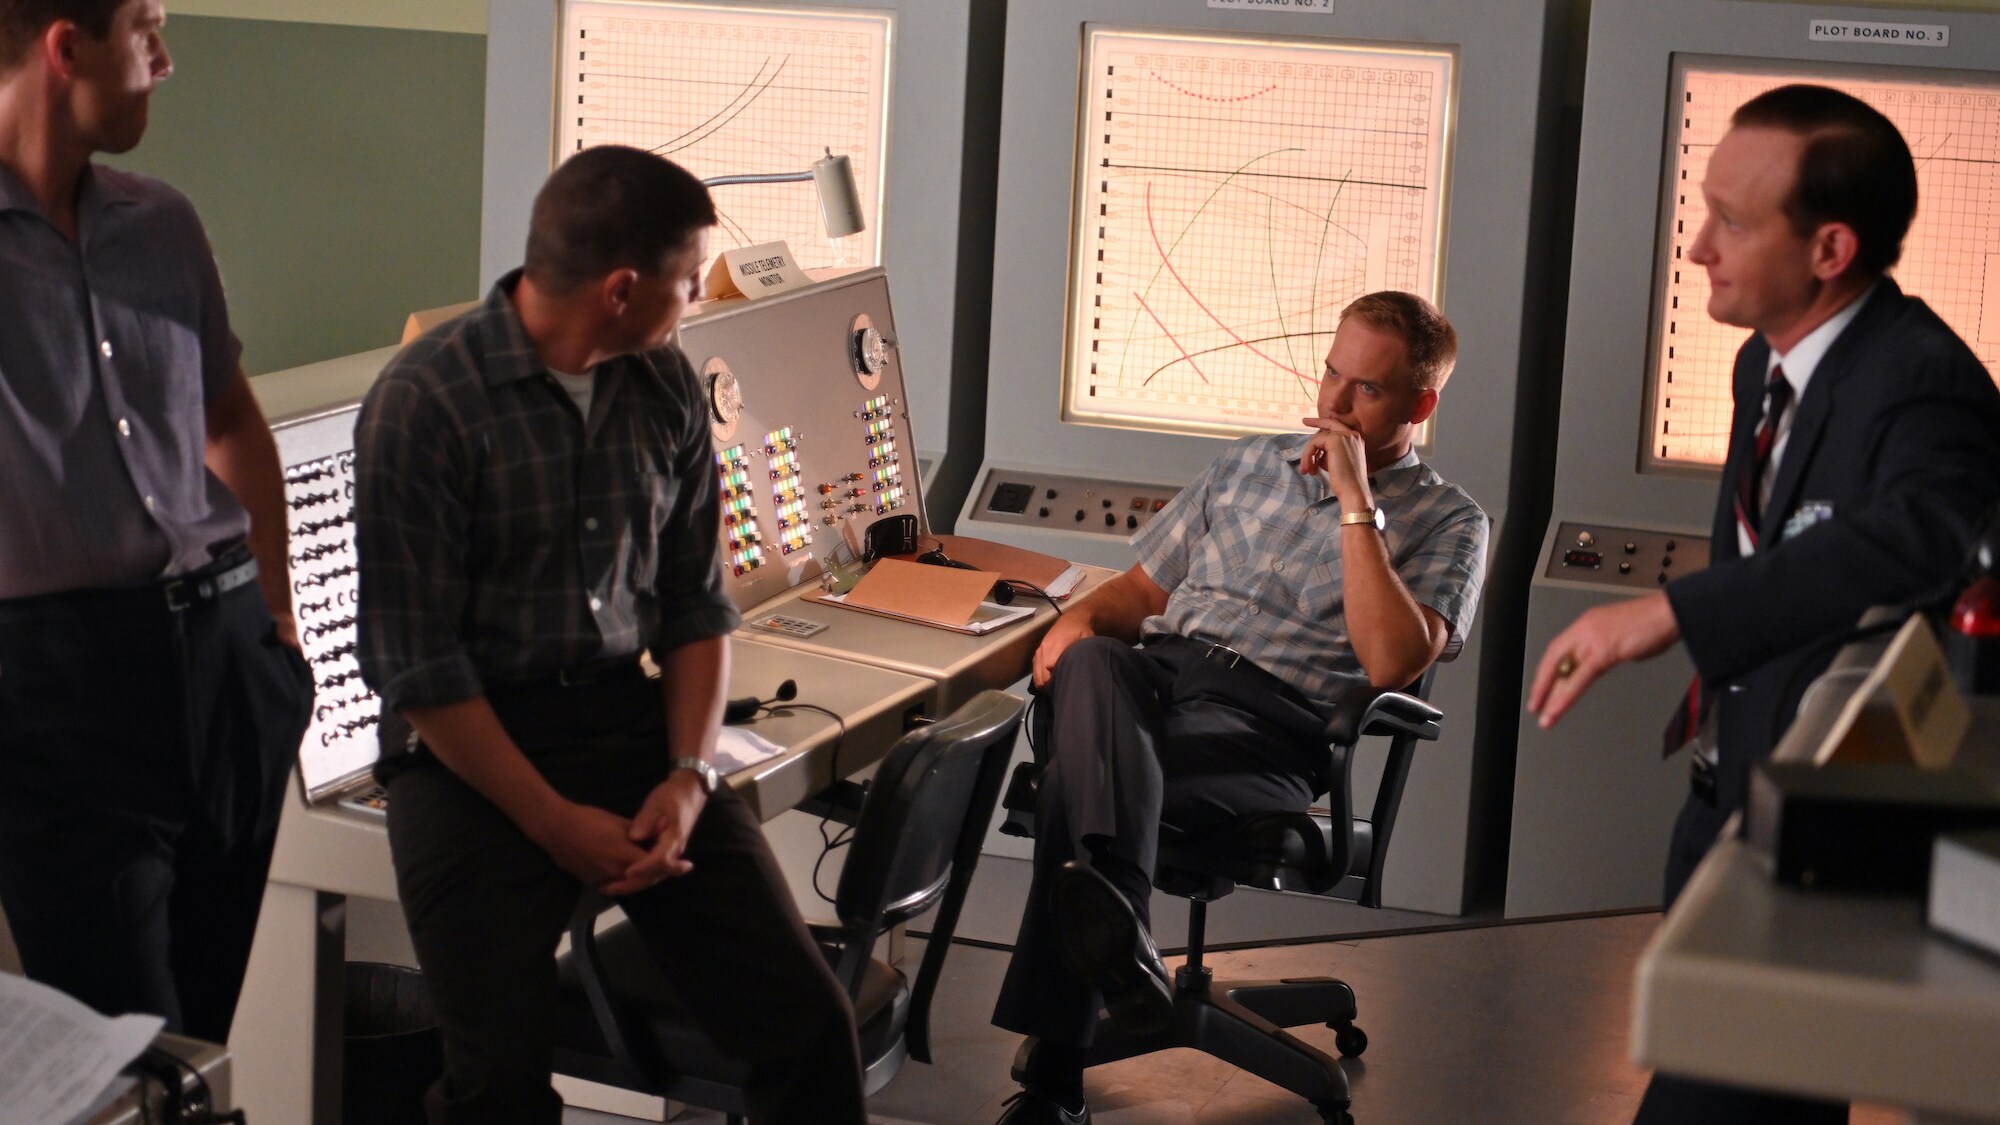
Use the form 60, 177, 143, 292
1117, 147, 1303, 384
1306, 169, 1353, 363
1268, 195, 1295, 373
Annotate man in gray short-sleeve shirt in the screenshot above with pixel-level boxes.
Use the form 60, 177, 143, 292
0, 0, 310, 1043
990, 292, 1488, 1125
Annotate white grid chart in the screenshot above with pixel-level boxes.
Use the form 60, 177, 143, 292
1649, 65, 2000, 468
560, 1, 889, 274
1066, 29, 1452, 438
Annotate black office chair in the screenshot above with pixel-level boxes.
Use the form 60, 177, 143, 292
551, 689, 1028, 1123
1004, 669, 1442, 1125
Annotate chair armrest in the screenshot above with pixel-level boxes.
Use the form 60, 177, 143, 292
565, 889, 655, 1090
1322, 682, 1443, 746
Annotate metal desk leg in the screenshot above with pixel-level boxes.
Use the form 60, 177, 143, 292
231, 883, 345, 1125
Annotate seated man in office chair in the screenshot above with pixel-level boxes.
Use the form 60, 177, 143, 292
352, 147, 866, 1125
990, 292, 1488, 1124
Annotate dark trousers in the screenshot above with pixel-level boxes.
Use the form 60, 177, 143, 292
1632, 792, 1847, 1125
991, 636, 1331, 1046
385, 671, 865, 1125
0, 571, 311, 1042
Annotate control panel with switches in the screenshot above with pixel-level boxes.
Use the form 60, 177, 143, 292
973, 471, 1180, 538
1542, 520, 1710, 591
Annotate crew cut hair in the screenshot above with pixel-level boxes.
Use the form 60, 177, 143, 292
0, 0, 121, 71
523, 146, 717, 296
1338, 291, 1458, 393
1731, 83, 1917, 278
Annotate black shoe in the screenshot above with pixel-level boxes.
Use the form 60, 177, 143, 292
1051, 860, 1173, 1034
996, 1088, 1091, 1124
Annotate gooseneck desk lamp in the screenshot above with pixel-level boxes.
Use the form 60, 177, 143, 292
702, 148, 868, 240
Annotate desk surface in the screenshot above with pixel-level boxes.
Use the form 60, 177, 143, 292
263, 637, 933, 901
737, 563, 1118, 712
1634, 690, 2000, 1119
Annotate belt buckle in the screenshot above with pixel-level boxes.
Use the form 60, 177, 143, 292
1204, 641, 1243, 670
164, 579, 194, 612
1689, 754, 1718, 807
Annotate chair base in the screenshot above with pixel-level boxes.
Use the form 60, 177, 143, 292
1013, 970, 1363, 1124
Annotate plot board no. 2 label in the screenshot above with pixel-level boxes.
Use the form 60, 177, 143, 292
1066, 29, 1453, 439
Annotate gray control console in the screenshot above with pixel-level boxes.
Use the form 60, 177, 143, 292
1542, 520, 1711, 591
969, 469, 1179, 539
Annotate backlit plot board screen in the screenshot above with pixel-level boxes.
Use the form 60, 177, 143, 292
1064, 28, 1453, 439
1647, 60, 2000, 470
558, 1, 890, 273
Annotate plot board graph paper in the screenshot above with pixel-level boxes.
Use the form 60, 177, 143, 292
1648, 62, 2000, 469
559, 1, 889, 273
1065, 29, 1453, 439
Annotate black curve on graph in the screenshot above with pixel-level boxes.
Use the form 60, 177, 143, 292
664, 55, 791, 157
650, 55, 775, 156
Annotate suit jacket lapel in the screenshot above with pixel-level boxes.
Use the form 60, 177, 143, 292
1762, 280, 1899, 541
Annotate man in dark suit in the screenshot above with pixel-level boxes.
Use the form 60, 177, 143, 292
1530, 84, 2000, 1123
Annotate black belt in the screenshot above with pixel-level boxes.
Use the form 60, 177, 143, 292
507, 657, 648, 692
163, 545, 259, 612
0, 543, 256, 618
1690, 753, 1718, 808
1146, 634, 1313, 710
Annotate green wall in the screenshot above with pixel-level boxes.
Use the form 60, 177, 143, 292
104, 16, 486, 375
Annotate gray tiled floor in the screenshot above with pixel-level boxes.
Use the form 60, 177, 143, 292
560, 911, 1736, 1124
563, 911, 1907, 1124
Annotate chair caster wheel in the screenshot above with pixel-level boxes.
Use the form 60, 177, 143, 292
1333, 1021, 1368, 1057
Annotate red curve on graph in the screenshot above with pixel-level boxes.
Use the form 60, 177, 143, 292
1149, 71, 1279, 104
1143, 181, 1314, 389
1136, 292, 1208, 386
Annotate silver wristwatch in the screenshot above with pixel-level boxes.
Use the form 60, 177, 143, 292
668, 756, 720, 795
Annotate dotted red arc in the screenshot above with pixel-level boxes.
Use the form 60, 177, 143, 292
1149, 71, 1280, 104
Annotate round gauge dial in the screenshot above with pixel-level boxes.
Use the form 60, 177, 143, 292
850, 313, 886, 390
703, 357, 741, 442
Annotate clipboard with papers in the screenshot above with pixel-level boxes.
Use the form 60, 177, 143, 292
805, 556, 1040, 634
813, 590, 1038, 635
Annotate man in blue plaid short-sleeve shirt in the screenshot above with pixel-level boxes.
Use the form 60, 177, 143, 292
991, 293, 1488, 1125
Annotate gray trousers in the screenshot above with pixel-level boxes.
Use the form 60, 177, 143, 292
990, 636, 1334, 1045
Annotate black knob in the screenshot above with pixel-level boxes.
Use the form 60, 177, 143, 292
1618, 562, 1631, 575
1665, 539, 1678, 551
1074, 510, 1085, 522
1661, 556, 1673, 568
1046, 488, 1057, 500
1104, 513, 1116, 527
1624, 542, 1637, 554
1657, 572, 1669, 584
1102, 498, 1113, 509
1126, 515, 1138, 530
1038, 507, 1050, 519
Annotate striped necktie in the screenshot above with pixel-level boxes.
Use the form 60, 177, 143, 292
1733, 365, 1794, 549
1664, 365, 1794, 757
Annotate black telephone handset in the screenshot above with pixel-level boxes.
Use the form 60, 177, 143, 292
862, 513, 918, 562
914, 542, 1016, 605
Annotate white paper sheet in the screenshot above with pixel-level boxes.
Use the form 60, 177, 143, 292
715, 724, 787, 776
0, 972, 163, 1125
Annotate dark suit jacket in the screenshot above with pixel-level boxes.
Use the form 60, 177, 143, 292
1665, 278, 2000, 815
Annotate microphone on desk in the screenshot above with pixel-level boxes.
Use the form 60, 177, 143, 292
724, 679, 798, 724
